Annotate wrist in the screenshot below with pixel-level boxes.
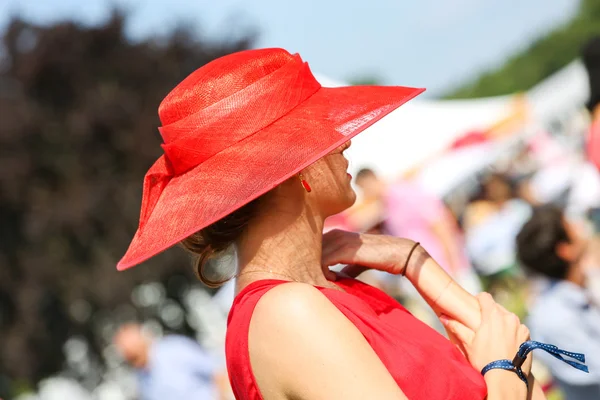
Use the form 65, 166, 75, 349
484, 369, 528, 399
401, 243, 430, 277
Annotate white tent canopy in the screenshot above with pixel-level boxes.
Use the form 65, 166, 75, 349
526, 60, 590, 123
344, 97, 515, 180
414, 140, 511, 198
315, 59, 590, 190
315, 73, 516, 180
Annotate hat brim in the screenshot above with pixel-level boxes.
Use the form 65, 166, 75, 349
118, 85, 424, 270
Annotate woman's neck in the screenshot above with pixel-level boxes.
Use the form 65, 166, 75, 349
236, 199, 330, 289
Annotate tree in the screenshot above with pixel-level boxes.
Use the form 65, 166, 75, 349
445, 0, 600, 98
0, 11, 255, 394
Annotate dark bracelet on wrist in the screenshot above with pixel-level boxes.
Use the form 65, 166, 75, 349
401, 242, 421, 277
481, 340, 588, 389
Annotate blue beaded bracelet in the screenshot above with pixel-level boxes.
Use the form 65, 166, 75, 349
481, 340, 588, 389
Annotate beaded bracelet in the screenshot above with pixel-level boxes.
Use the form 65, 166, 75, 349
481, 340, 588, 389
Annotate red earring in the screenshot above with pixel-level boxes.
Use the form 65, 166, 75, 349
299, 173, 311, 193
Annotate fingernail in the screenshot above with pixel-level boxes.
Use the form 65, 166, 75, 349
439, 315, 449, 324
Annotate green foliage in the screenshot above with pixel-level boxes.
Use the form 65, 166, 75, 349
348, 75, 384, 86
0, 11, 254, 391
445, 0, 600, 99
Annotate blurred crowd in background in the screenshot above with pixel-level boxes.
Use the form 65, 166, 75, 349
1, 1, 600, 399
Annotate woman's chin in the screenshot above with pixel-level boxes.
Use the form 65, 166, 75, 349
347, 189, 357, 207
334, 188, 357, 214
318, 180, 356, 217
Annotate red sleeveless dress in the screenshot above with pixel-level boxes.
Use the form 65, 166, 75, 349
225, 278, 487, 399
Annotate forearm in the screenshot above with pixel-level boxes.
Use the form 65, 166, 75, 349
404, 246, 481, 330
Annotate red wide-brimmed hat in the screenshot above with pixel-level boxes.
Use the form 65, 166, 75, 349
118, 48, 424, 270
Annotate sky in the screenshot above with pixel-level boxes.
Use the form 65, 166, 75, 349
0, 0, 579, 96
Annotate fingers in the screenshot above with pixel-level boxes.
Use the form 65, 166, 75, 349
322, 266, 338, 281
446, 330, 468, 358
321, 228, 343, 242
321, 243, 352, 267
440, 315, 475, 345
477, 292, 530, 343
321, 230, 360, 267
321, 230, 346, 262
518, 323, 530, 342
476, 292, 497, 324
322, 229, 354, 243
494, 301, 513, 316
322, 230, 362, 279
340, 264, 369, 279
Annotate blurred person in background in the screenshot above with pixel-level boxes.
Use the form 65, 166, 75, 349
354, 168, 481, 295
464, 173, 532, 291
522, 128, 600, 221
522, 133, 600, 222
114, 323, 228, 400
517, 206, 600, 399
114, 48, 576, 399
509, 123, 600, 221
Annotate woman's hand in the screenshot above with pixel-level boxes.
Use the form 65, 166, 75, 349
321, 229, 423, 276
440, 292, 532, 375
322, 229, 481, 329
442, 293, 534, 399
323, 231, 539, 398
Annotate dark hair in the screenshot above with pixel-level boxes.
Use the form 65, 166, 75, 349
516, 205, 570, 280
180, 198, 261, 287
355, 167, 376, 182
582, 35, 600, 112
485, 172, 515, 190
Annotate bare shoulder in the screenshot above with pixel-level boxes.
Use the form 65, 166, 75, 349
248, 282, 406, 399
250, 282, 343, 353
253, 282, 332, 324
248, 283, 341, 397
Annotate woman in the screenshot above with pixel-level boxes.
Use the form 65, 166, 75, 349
119, 48, 570, 399
463, 174, 532, 291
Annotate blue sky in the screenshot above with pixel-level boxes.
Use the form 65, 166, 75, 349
0, 0, 578, 96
